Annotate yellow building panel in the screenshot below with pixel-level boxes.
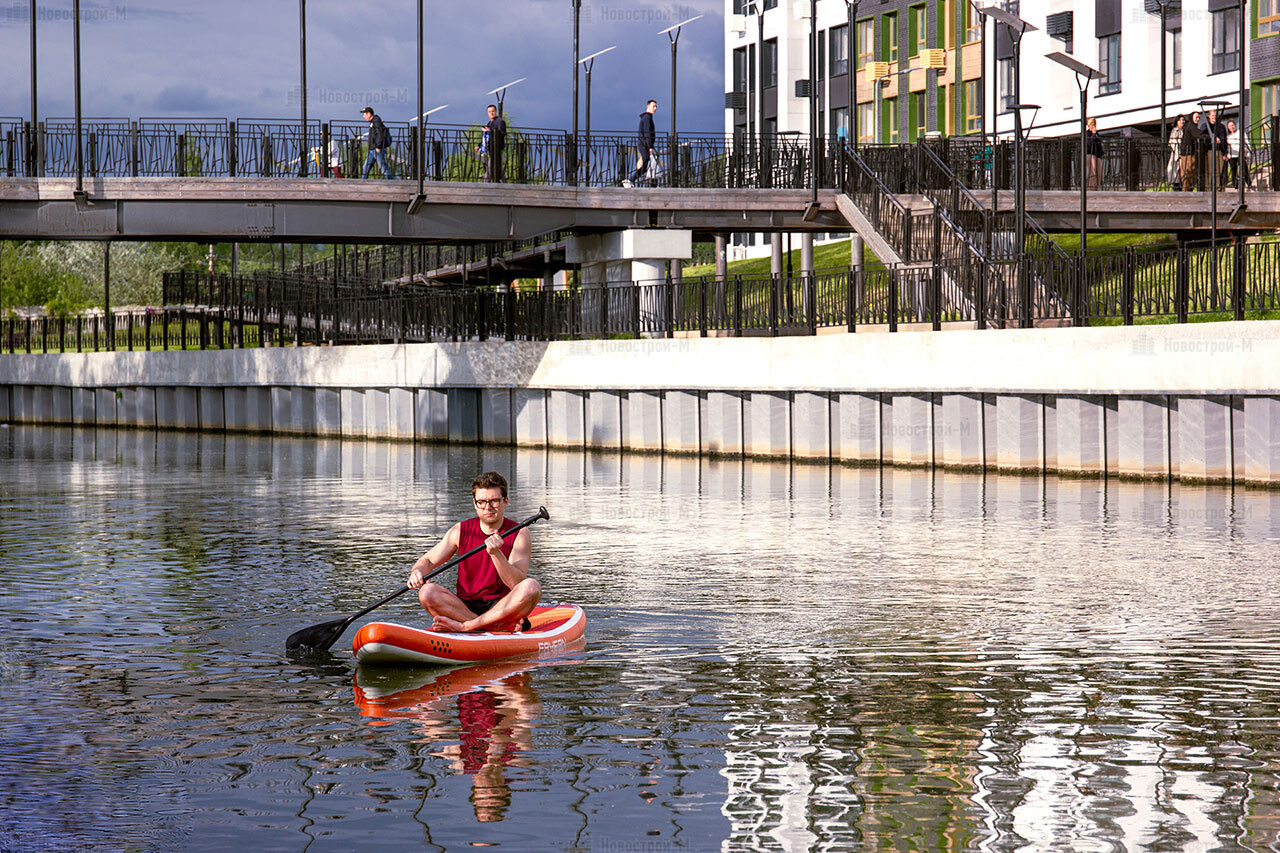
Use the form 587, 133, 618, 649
959, 42, 982, 81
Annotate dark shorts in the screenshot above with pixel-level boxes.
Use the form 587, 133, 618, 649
460, 597, 531, 632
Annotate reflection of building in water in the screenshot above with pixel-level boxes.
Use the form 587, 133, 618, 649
354, 660, 546, 824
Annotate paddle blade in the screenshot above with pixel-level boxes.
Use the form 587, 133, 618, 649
286, 617, 353, 653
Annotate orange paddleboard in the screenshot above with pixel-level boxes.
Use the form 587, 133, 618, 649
352, 603, 586, 666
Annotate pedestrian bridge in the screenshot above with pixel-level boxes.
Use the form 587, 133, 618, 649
3, 117, 1280, 242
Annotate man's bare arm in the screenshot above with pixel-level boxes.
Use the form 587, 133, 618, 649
408, 524, 460, 588
486, 527, 531, 589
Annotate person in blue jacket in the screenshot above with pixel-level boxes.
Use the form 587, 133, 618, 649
622, 100, 658, 187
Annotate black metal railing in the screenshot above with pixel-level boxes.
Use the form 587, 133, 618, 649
841, 145, 914, 263
8, 113, 1280, 192
8, 116, 827, 189
5, 240, 1277, 356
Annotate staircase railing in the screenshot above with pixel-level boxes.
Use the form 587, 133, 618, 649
841, 143, 915, 264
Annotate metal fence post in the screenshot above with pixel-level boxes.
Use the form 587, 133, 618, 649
1233, 233, 1246, 321
1174, 243, 1189, 324
768, 273, 779, 336
699, 276, 707, 337
733, 274, 743, 337
1272, 118, 1280, 191
665, 271, 674, 339
846, 266, 856, 333
321, 123, 330, 178
888, 269, 899, 333
228, 121, 237, 178
902, 212, 913, 265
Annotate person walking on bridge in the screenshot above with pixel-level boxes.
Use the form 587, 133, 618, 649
622, 100, 657, 188
361, 107, 394, 180
479, 104, 507, 183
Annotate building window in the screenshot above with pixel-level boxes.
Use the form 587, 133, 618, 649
964, 80, 981, 133
832, 106, 849, 141
763, 118, 777, 138
1263, 0, 1280, 36
733, 47, 748, 96
1211, 8, 1240, 75
883, 12, 899, 64
909, 5, 927, 57
1170, 29, 1181, 90
856, 19, 874, 70
818, 31, 827, 80
1262, 82, 1280, 121
998, 58, 1014, 112
763, 38, 778, 87
910, 91, 927, 140
858, 101, 875, 143
939, 84, 949, 135
963, 2, 981, 44
1098, 34, 1121, 96
830, 25, 849, 76
883, 96, 899, 143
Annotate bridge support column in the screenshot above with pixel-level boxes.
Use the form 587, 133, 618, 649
566, 229, 692, 337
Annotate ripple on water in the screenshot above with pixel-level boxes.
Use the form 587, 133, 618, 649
2, 428, 1280, 850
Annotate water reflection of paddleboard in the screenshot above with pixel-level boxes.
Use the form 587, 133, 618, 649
353, 652, 579, 720
352, 603, 586, 666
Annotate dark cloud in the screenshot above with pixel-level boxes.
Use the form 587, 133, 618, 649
0, 0, 725, 134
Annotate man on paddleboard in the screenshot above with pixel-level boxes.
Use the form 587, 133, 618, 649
408, 472, 541, 633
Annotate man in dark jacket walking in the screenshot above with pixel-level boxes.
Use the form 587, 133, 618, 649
361, 107, 394, 179
480, 104, 507, 182
1180, 111, 1202, 192
622, 100, 657, 187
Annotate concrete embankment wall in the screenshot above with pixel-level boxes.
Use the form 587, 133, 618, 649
2, 323, 1279, 486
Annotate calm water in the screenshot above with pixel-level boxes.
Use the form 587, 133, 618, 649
2, 426, 1280, 852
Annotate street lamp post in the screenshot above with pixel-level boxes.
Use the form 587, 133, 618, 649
579, 46, 616, 183
1012, 103, 1039, 328
571, 0, 581, 186
29, 0, 36, 176
1046, 52, 1099, 327
299, 0, 307, 177
72, 0, 84, 202
1145, 1, 1175, 148
808, 0, 819, 210
659, 15, 702, 188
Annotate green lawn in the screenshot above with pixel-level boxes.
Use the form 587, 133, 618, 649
1048, 232, 1178, 253
683, 239, 884, 279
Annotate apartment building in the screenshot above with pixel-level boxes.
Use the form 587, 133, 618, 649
724, 1, 1275, 147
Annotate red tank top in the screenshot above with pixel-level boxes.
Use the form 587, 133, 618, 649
456, 517, 517, 601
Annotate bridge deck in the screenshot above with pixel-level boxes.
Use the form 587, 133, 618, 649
1, 178, 1278, 242
0, 178, 844, 242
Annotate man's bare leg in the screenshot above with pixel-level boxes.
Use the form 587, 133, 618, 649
418, 583, 480, 630
430, 579, 542, 633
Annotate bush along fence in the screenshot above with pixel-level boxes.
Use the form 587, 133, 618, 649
3, 240, 1278, 355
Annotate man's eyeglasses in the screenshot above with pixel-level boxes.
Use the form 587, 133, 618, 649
474, 498, 505, 509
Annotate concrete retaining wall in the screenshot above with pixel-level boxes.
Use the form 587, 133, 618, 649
3, 322, 1279, 485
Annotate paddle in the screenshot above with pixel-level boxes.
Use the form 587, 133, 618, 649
285, 506, 550, 652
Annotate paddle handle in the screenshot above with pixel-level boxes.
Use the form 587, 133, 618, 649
347, 506, 550, 623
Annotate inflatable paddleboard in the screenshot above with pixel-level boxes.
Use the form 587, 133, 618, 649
352, 603, 586, 665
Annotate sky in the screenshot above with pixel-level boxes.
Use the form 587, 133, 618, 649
0, 0, 725, 133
